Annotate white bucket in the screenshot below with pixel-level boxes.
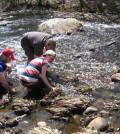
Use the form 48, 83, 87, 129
16, 64, 26, 76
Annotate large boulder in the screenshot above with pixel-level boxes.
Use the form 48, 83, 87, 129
87, 117, 109, 131
111, 73, 120, 81
37, 18, 83, 35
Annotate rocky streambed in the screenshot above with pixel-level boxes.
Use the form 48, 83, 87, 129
0, 11, 120, 134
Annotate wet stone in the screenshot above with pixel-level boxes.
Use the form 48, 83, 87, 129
28, 121, 61, 134
12, 98, 37, 115
87, 117, 109, 131
0, 128, 22, 134
0, 115, 18, 129
0, 93, 10, 109
46, 96, 89, 119
83, 106, 98, 115
103, 101, 120, 112
40, 90, 62, 106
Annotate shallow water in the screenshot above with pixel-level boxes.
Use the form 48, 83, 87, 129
0, 11, 120, 133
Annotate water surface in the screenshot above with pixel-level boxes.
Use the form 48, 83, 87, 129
0, 11, 120, 133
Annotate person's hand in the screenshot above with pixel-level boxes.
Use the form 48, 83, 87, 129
10, 87, 17, 95
52, 87, 59, 92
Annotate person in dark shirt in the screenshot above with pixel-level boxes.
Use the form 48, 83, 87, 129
21, 31, 56, 64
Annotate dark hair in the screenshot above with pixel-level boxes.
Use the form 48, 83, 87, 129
47, 38, 56, 47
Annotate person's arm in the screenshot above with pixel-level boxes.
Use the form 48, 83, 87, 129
40, 66, 57, 91
0, 72, 16, 93
42, 47, 46, 54
3, 64, 11, 78
5, 63, 12, 74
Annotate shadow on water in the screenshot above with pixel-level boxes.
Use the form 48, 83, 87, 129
0, 11, 120, 133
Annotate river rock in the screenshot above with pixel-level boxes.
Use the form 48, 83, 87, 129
1, 128, 22, 134
87, 117, 109, 131
28, 121, 61, 134
12, 98, 37, 115
46, 96, 89, 119
38, 18, 83, 35
0, 115, 18, 128
99, 110, 109, 116
83, 106, 98, 115
111, 73, 120, 82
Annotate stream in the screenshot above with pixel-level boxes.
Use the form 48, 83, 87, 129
0, 11, 120, 133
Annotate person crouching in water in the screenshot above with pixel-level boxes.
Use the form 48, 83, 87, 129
0, 48, 17, 105
19, 50, 58, 98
